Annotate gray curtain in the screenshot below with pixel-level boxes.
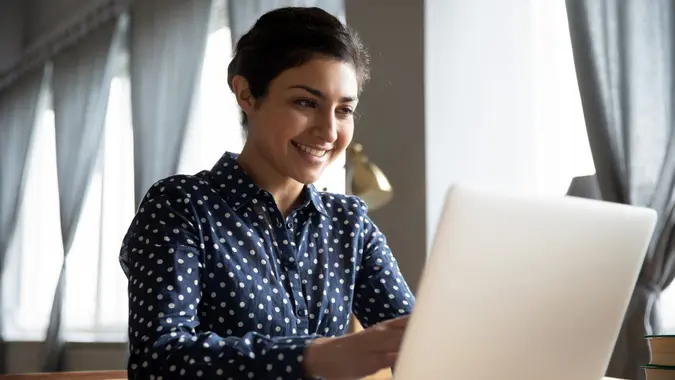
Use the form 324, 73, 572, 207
42, 18, 124, 371
130, 0, 213, 205
0, 66, 49, 374
228, 0, 345, 45
566, 1, 675, 379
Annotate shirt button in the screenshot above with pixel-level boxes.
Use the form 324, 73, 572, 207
286, 221, 293, 229
298, 309, 308, 317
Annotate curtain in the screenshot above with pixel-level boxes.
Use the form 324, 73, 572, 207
227, 0, 346, 46
41, 18, 124, 372
566, 1, 675, 379
129, 0, 213, 205
0, 66, 49, 374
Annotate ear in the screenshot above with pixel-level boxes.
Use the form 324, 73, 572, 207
232, 75, 256, 115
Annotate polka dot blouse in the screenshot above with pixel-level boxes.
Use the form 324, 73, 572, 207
119, 152, 415, 379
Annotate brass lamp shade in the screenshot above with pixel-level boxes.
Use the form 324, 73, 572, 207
345, 143, 393, 210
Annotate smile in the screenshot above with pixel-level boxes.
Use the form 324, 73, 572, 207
292, 141, 329, 158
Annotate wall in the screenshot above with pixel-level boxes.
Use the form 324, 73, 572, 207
344, 0, 427, 293
6, 342, 127, 373
424, 0, 538, 246
345, 0, 540, 288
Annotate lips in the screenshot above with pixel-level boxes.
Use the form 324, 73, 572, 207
292, 141, 329, 158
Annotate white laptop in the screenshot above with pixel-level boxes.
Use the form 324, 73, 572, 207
393, 185, 656, 380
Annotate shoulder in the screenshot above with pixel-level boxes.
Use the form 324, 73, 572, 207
314, 192, 375, 235
318, 191, 369, 217
138, 172, 218, 206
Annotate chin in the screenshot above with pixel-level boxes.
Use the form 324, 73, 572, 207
291, 169, 324, 186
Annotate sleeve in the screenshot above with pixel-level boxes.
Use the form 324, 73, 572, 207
121, 181, 318, 380
351, 198, 416, 329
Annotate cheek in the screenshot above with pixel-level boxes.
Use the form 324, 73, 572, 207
258, 105, 307, 142
335, 122, 354, 151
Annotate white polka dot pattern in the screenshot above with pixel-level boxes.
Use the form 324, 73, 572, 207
119, 152, 414, 379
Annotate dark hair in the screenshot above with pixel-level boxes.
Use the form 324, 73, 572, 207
227, 7, 370, 127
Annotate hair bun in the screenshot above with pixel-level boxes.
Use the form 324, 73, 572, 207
226, 6, 369, 128
254, 7, 344, 31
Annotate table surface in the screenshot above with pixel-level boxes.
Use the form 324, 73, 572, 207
0, 370, 626, 380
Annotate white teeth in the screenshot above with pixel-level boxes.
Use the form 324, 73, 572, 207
294, 142, 327, 157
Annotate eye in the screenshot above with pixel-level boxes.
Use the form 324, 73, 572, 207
337, 107, 354, 115
295, 99, 318, 108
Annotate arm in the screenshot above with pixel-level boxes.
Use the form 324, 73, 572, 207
122, 183, 316, 379
352, 198, 415, 328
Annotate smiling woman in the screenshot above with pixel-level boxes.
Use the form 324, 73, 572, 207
233, 58, 359, 198
119, 7, 414, 380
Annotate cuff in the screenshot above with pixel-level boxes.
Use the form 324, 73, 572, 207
262, 335, 320, 379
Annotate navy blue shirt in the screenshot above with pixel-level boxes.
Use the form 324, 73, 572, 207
119, 152, 415, 379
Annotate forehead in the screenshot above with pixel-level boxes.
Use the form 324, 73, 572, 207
270, 57, 359, 99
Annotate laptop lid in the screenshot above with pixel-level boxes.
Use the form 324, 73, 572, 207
393, 185, 656, 380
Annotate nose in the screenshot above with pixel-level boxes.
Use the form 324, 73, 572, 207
315, 111, 339, 143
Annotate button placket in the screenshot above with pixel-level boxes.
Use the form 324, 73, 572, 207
281, 211, 311, 331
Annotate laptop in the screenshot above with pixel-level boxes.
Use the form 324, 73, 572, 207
393, 185, 656, 380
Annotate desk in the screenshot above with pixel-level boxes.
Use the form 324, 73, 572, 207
0, 371, 625, 380
0, 371, 126, 380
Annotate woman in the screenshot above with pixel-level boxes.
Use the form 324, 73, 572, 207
120, 6, 415, 380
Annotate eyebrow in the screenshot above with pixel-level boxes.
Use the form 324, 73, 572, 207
288, 84, 357, 103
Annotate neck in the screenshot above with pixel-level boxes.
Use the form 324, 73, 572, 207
236, 143, 304, 217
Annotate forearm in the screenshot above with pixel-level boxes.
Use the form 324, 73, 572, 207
129, 330, 319, 379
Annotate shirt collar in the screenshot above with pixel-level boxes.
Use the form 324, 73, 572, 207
210, 152, 329, 216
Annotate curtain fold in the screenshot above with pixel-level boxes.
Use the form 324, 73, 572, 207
0, 66, 49, 374
129, 0, 213, 205
566, 1, 675, 379
41, 17, 124, 372
227, 0, 346, 46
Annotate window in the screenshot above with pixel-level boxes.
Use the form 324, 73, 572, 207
179, 15, 243, 174
661, 279, 675, 333
5, 108, 64, 340
61, 74, 134, 341
531, 0, 675, 334
531, 0, 595, 196
3, 71, 134, 342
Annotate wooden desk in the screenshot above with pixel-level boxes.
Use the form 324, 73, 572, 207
0, 371, 624, 380
0, 371, 126, 380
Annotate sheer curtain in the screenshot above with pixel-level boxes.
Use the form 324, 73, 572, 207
0, 66, 50, 373
179, 3, 243, 174
43, 18, 125, 370
129, 0, 213, 205
3, 57, 133, 343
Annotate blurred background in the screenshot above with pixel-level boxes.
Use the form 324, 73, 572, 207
0, 0, 674, 379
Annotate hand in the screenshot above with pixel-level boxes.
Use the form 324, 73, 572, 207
303, 315, 410, 380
